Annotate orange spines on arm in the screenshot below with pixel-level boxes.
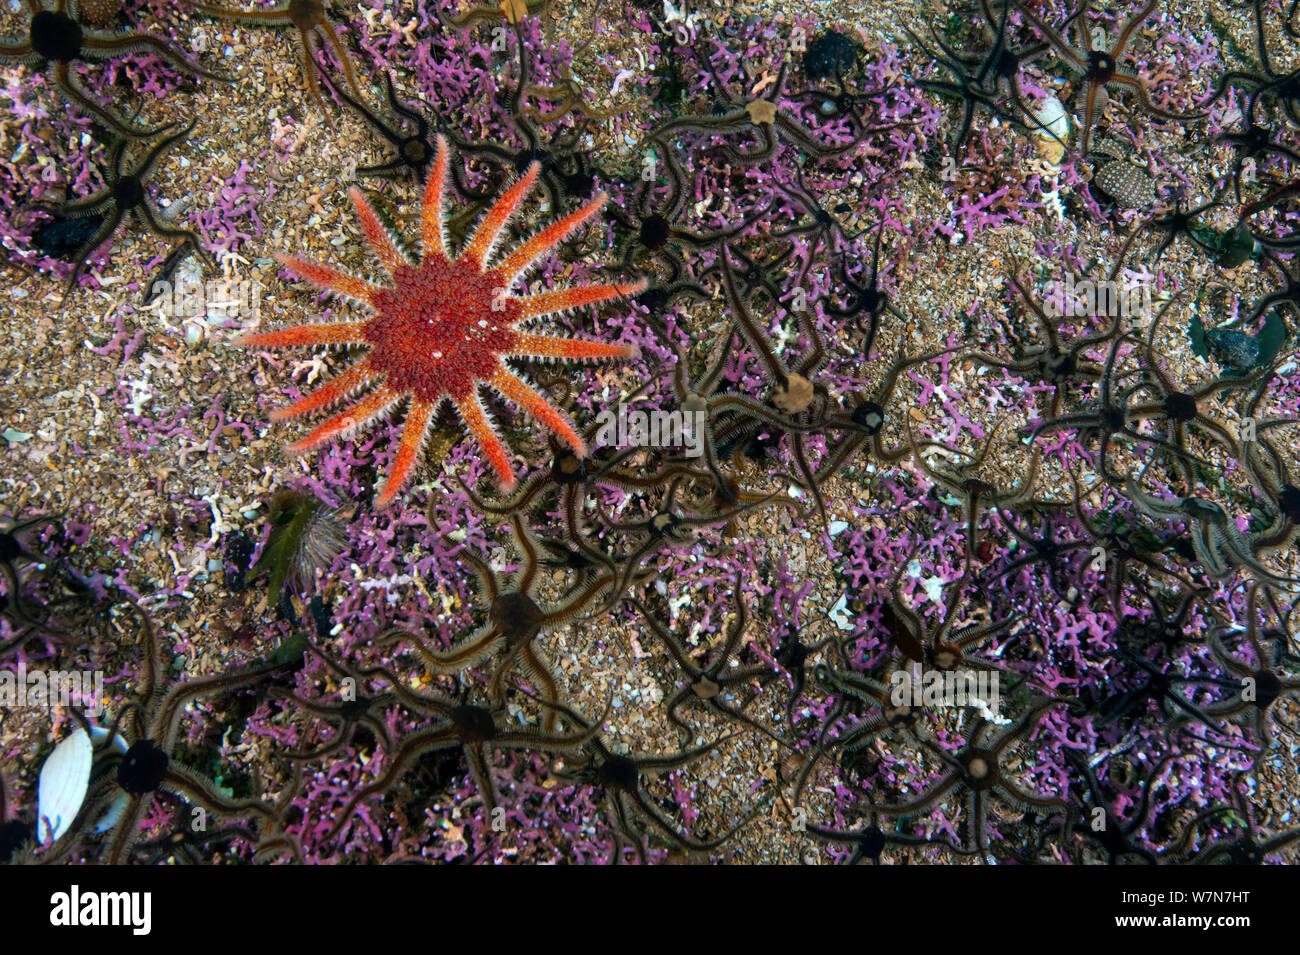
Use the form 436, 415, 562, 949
453, 391, 516, 489
236, 321, 368, 349
512, 332, 637, 362
349, 187, 406, 278
461, 162, 540, 269
376, 399, 435, 507
515, 278, 647, 320
270, 364, 375, 421
286, 386, 398, 455
489, 367, 585, 458
421, 135, 451, 260
498, 192, 608, 282
272, 253, 384, 303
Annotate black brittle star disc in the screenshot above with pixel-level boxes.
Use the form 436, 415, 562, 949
958, 748, 999, 792
117, 739, 169, 794
1086, 51, 1116, 81
112, 175, 145, 209
451, 704, 498, 743
1162, 391, 1197, 421
1279, 485, 1300, 522
1044, 351, 1077, 380
858, 826, 887, 860
598, 754, 639, 791
639, 214, 671, 250
402, 138, 429, 165
491, 592, 545, 645
803, 30, 859, 82
851, 399, 885, 434
31, 11, 83, 62
1252, 670, 1281, 708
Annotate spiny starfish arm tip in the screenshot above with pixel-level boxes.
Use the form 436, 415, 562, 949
375, 400, 436, 507
269, 253, 381, 303
511, 332, 638, 362
489, 367, 585, 456
348, 185, 405, 274
463, 161, 542, 267
514, 278, 648, 320
453, 392, 518, 489
498, 191, 613, 279
234, 321, 367, 350
269, 365, 375, 422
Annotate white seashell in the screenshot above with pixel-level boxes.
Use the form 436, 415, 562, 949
1029, 95, 1071, 167
37, 727, 129, 844
38, 729, 92, 844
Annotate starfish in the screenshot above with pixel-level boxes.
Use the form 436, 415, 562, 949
238, 134, 643, 506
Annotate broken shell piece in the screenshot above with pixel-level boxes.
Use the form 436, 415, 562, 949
37, 727, 130, 844
1030, 94, 1071, 167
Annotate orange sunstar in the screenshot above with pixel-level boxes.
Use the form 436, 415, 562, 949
238, 134, 644, 506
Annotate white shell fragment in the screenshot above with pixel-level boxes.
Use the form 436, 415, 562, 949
1029, 94, 1071, 167
1029, 94, 1071, 222
829, 594, 855, 632
37, 727, 130, 844
37, 728, 92, 844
